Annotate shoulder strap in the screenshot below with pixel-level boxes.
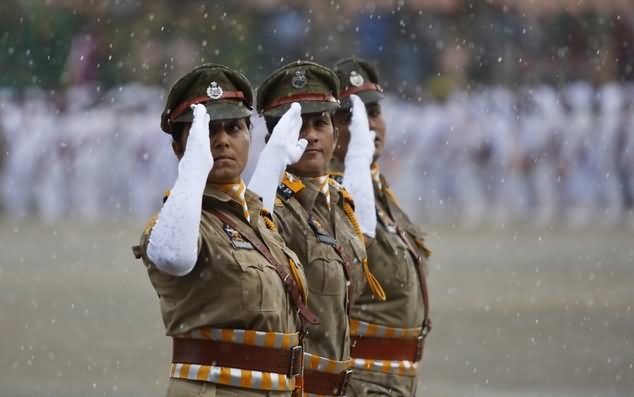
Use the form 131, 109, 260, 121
327, 207, 354, 315
395, 224, 431, 338
332, 243, 354, 315
210, 209, 320, 326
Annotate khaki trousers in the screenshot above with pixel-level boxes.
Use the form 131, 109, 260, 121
165, 379, 292, 397
346, 369, 418, 397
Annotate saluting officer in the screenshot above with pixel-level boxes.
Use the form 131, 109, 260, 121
330, 57, 432, 397
132, 63, 318, 397
248, 60, 385, 397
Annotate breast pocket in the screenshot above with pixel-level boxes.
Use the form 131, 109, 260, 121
373, 230, 413, 287
233, 250, 279, 312
305, 249, 346, 296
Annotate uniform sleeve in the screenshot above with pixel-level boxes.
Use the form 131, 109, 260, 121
134, 215, 203, 274
145, 156, 209, 276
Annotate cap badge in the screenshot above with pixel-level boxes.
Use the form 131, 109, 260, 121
207, 82, 224, 100
349, 70, 364, 87
291, 70, 307, 89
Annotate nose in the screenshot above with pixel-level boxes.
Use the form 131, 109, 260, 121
211, 123, 230, 148
300, 124, 319, 144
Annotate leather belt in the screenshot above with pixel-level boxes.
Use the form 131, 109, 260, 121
351, 335, 424, 362
172, 338, 304, 377
303, 368, 352, 396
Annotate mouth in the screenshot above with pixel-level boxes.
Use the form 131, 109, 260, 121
304, 147, 322, 154
214, 155, 235, 161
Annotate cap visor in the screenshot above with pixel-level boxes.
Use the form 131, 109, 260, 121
341, 90, 384, 109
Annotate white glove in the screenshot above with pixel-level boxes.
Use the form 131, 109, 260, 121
147, 104, 212, 276
342, 95, 377, 238
248, 102, 307, 211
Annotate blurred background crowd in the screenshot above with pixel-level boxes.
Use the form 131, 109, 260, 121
1, 0, 633, 228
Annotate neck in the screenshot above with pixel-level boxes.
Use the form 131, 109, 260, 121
208, 176, 242, 186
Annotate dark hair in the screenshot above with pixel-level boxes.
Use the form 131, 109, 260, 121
264, 116, 281, 135
335, 107, 353, 125
170, 117, 253, 142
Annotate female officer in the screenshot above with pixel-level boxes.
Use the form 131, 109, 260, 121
248, 60, 385, 397
330, 57, 432, 397
132, 63, 317, 397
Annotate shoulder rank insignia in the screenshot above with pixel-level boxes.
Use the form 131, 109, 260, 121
308, 216, 336, 246
223, 224, 253, 250
333, 182, 355, 210
277, 173, 305, 201
277, 182, 295, 200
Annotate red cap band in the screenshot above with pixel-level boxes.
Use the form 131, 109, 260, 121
263, 93, 338, 113
340, 82, 383, 99
170, 91, 246, 121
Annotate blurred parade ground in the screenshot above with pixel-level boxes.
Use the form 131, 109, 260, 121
1, 219, 632, 397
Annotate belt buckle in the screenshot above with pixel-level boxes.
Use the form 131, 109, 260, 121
288, 345, 304, 377
415, 335, 425, 362
337, 368, 353, 396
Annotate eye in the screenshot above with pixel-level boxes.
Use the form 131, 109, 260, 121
368, 108, 381, 118
225, 122, 242, 133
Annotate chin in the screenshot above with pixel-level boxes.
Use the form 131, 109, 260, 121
208, 167, 241, 184
289, 160, 327, 177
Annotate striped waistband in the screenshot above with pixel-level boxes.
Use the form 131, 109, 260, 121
170, 327, 300, 391
303, 353, 353, 397
178, 327, 300, 349
303, 352, 353, 374
170, 363, 295, 391
350, 319, 421, 338
352, 358, 418, 377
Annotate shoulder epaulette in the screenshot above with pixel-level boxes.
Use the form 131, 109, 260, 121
378, 175, 400, 206
330, 179, 355, 210
259, 208, 278, 232
384, 186, 400, 206
277, 173, 304, 201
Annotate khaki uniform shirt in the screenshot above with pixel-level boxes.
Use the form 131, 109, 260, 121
136, 186, 305, 336
330, 160, 430, 329
272, 173, 366, 361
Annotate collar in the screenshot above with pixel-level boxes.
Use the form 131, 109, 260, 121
202, 184, 263, 223
297, 175, 341, 212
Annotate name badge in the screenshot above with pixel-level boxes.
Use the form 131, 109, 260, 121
377, 208, 397, 234
223, 224, 254, 250
308, 217, 336, 246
